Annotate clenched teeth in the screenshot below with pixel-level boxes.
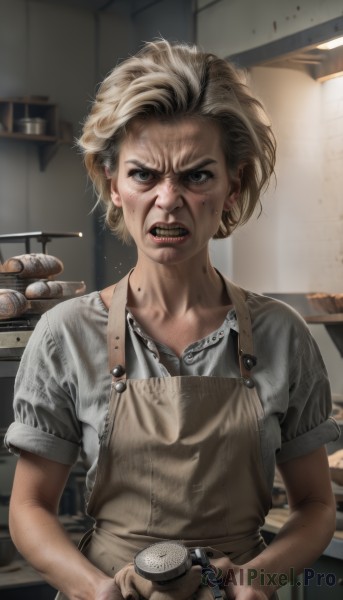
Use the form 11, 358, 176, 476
151, 226, 188, 237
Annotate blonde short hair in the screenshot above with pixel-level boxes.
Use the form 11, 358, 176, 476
78, 39, 276, 243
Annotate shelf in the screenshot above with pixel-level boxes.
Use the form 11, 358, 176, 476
0, 131, 57, 142
0, 98, 72, 170
305, 314, 343, 324
305, 315, 343, 357
0, 231, 83, 254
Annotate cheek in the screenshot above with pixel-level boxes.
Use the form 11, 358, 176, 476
121, 190, 138, 215
198, 194, 221, 216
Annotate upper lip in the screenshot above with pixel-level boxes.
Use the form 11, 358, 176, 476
149, 222, 189, 231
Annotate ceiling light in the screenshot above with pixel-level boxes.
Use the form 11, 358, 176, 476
317, 36, 343, 50
316, 70, 343, 83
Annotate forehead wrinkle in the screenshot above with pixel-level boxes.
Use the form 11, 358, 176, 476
121, 117, 223, 173
123, 139, 218, 174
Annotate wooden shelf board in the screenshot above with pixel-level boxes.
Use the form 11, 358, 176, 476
0, 132, 58, 143
305, 314, 343, 324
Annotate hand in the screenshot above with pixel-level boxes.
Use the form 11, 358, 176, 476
224, 585, 269, 600
200, 556, 270, 600
96, 579, 125, 600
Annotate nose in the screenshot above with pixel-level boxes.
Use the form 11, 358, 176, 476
155, 178, 183, 212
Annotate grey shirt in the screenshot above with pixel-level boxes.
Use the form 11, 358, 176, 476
5, 288, 340, 496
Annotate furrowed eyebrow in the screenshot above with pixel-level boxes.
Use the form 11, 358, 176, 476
125, 160, 159, 175
184, 159, 217, 171
124, 158, 217, 174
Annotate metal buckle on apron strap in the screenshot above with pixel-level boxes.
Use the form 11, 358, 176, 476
239, 351, 257, 388
241, 353, 257, 371
242, 377, 255, 388
111, 364, 127, 393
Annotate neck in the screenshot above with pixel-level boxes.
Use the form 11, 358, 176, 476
128, 254, 226, 316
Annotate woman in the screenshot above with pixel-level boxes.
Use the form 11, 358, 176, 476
5, 40, 339, 600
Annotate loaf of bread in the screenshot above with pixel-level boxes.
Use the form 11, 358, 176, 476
0, 253, 64, 278
0, 289, 29, 320
25, 280, 86, 299
308, 292, 343, 314
54, 280, 86, 297
25, 280, 63, 299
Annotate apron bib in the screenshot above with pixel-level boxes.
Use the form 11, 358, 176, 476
56, 272, 274, 598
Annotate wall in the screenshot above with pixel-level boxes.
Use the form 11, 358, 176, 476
231, 65, 326, 293
197, 0, 343, 57
197, 0, 343, 287
232, 67, 343, 392
0, 0, 195, 290
197, 0, 343, 393
321, 75, 343, 291
132, 0, 194, 48
0, 0, 134, 291
98, 0, 195, 287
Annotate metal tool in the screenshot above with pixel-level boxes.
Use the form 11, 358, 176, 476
134, 541, 223, 598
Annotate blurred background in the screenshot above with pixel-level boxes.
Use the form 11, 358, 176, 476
0, 2, 342, 597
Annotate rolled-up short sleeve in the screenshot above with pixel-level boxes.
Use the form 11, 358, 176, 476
5, 313, 81, 465
276, 322, 340, 463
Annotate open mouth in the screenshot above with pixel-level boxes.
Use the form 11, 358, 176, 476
150, 225, 189, 238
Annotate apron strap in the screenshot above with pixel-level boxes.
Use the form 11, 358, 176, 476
223, 278, 257, 386
107, 270, 257, 387
107, 270, 132, 387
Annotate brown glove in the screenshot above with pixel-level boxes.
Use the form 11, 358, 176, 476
114, 562, 203, 600
114, 547, 230, 600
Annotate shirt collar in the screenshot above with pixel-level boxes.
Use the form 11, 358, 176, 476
127, 308, 238, 358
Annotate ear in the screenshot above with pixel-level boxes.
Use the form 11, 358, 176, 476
110, 177, 122, 208
223, 168, 242, 211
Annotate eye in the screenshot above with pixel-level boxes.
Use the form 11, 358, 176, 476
186, 170, 212, 185
128, 169, 155, 183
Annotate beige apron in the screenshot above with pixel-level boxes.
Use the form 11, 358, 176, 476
57, 272, 276, 598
